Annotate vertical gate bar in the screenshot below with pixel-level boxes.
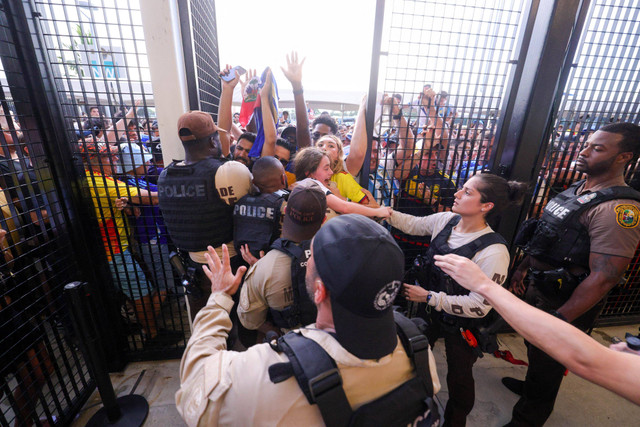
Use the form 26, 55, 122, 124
360, 0, 386, 188
492, 0, 591, 244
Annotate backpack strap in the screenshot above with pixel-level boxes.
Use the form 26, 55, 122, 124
270, 239, 315, 328
453, 232, 507, 259
269, 331, 352, 427
268, 316, 437, 427
393, 312, 434, 397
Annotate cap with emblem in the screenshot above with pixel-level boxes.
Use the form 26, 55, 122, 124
312, 214, 404, 359
282, 178, 326, 242
177, 110, 225, 142
214, 160, 253, 206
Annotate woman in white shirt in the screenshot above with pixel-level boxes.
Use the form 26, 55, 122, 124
387, 173, 527, 426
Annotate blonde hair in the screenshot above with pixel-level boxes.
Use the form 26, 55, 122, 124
316, 134, 345, 174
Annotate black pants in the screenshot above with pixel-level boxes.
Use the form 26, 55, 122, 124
510, 285, 601, 426
427, 319, 478, 427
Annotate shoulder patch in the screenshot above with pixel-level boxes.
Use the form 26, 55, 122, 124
615, 204, 640, 228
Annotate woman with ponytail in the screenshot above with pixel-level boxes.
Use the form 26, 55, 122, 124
387, 172, 527, 426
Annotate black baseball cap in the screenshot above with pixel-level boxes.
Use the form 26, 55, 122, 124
312, 214, 404, 359
282, 179, 327, 242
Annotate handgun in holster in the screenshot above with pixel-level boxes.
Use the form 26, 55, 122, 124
529, 267, 583, 300
169, 251, 202, 298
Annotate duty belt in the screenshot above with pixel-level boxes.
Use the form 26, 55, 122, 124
528, 267, 586, 300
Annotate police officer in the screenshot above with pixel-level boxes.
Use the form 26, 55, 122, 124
158, 111, 250, 321
175, 215, 441, 426
504, 123, 640, 426
237, 179, 326, 339
233, 156, 289, 259
389, 173, 527, 426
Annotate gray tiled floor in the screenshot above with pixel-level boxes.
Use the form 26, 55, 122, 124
72, 324, 640, 426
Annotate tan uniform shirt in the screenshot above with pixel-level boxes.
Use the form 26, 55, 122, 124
176, 292, 441, 427
576, 176, 640, 258
238, 249, 293, 330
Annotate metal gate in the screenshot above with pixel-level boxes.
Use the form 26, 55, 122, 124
531, 0, 640, 325
30, 0, 191, 360
0, 2, 95, 425
179, 0, 223, 116
369, 0, 640, 324
369, 0, 527, 265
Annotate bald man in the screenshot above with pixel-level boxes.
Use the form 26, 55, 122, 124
233, 156, 289, 259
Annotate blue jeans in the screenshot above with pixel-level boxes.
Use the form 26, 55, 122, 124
139, 242, 175, 292
109, 248, 153, 300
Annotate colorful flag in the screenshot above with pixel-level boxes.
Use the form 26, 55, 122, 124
238, 76, 260, 128
248, 68, 279, 158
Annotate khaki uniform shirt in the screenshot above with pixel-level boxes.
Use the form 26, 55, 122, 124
576, 176, 640, 259
237, 249, 293, 330
175, 292, 441, 427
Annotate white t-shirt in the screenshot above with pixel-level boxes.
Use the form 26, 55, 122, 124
388, 210, 510, 318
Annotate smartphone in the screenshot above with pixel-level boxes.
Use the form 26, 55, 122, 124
221, 66, 247, 82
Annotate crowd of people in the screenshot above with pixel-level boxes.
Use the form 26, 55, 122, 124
65, 50, 640, 426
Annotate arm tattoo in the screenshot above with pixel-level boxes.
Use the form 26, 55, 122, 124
590, 253, 628, 282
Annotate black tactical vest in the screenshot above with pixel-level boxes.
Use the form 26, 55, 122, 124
415, 216, 506, 327
517, 180, 640, 269
268, 239, 317, 330
157, 158, 233, 252
233, 189, 288, 257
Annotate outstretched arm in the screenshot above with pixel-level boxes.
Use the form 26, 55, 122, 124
176, 244, 248, 425
281, 51, 311, 148
326, 193, 389, 218
345, 96, 368, 176
218, 65, 242, 156
433, 253, 640, 406
104, 100, 140, 144
260, 68, 277, 157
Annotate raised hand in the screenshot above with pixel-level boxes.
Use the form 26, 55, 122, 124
239, 69, 256, 95
202, 244, 247, 296
220, 64, 240, 90
240, 243, 264, 267
281, 51, 305, 89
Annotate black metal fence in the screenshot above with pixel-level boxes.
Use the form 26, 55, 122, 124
371, 0, 526, 265
31, 0, 190, 358
370, 0, 640, 325
531, 0, 640, 325
0, 2, 94, 425
2, 0, 640, 423
179, 0, 222, 117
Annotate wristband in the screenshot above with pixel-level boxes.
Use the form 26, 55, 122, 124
426, 293, 432, 304
293, 87, 304, 95
550, 310, 567, 322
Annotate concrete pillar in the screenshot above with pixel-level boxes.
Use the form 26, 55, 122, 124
139, 0, 188, 163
